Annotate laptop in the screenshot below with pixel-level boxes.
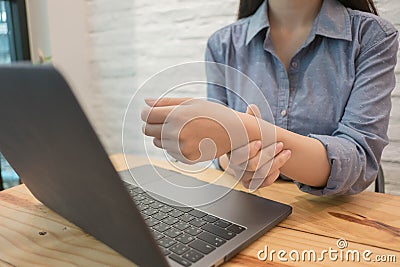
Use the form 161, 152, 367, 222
0, 64, 292, 267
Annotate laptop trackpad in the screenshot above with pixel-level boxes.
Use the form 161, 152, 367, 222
120, 165, 182, 186
144, 176, 233, 208
124, 165, 234, 208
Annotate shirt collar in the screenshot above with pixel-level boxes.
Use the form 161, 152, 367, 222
245, 0, 269, 46
245, 0, 352, 46
315, 0, 352, 41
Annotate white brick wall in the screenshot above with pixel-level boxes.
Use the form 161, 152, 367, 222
86, 0, 400, 194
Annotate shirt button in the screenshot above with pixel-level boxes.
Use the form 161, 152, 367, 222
281, 109, 288, 117
291, 62, 298, 68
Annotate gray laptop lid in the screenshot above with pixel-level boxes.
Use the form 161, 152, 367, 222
0, 64, 168, 267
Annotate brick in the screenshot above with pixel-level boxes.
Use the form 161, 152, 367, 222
382, 141, 400, 164
388, 119, 400, 142
380, 162, 400, 196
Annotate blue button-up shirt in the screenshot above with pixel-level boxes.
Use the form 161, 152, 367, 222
206, 0, 399, 196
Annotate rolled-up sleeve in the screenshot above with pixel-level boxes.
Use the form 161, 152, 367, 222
296, 27, 399, 196
205, 33, 229, 106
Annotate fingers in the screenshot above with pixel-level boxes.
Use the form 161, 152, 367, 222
239, 171, 256, 188
260, 170, 281, 187
240, 149, 292, 189
153, 138, 162, 148
253, 149, 291, 180
246, 104, 262, 118
151, 138, 199, 164
145, 98, 192, 107
228, 141, 262, 166
237, 142, 284, 172
143, 124, 163, 139
141, 106, 174, 124
242, 170, 280, 190
242, 169, 281, 189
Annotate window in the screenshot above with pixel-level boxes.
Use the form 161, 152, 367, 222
0, 0, 29, 189
0, 0, 30, 64
0, 1, 11, 63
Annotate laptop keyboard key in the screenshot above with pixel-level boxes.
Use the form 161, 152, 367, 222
153, 212, 168, 221
128, 190, 137, 197
133, 195, 146, 202
201, 224, 236, 240
175, 222, 191, 231
143, 208, 158, 216
182, 250, 204, 263
137, 203, 149, 211
169, 254, 191, 267
141, 198, 154, 205
176, 234, 195, 244
169, 210, 184, 218
163, 216, 179, 226
132, 187, 145, 194
169, 243, 190, 255
188, 209, 207, 218
160, 206, 174, 213
214, 219, 232, 229
190, 218, 206, 227
153, 222, 171, 233
189, 239, 215, 255
152, 231, 164, 241
150, 201, 165, 209
179, 214, 195, 223
173, 206, 194, 213
203, 215, 218, 223
185, 226, 202, 236
164, 228, 183, 238
145, 217, 160, 227
198, 232, 226, 247
158, 236, 176, 248
227, 224, 246, 234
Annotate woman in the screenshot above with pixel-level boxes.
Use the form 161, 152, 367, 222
142, 0, 398, 196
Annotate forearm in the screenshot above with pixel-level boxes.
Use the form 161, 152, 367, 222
239, 113, 330, 187
276, 127, 330, 187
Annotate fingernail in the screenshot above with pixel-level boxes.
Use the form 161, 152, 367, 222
145, 98, 156, 105
283, 150, 292, 157
276, 142, 284, 152
255, 141, 262, 150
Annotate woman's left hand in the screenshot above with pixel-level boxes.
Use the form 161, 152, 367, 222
227, 105, 292, 190
230, 142, 292, 190
141, 98, 251, 164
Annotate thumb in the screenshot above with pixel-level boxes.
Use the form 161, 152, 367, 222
145, 98, 192, 107
246, 104, 262, 118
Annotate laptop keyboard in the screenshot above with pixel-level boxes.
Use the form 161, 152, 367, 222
123, 182, 246, 266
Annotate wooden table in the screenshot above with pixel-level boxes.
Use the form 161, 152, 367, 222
0, 154, 399, 266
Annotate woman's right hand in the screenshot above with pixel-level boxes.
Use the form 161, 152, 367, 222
227, 105, 292, 190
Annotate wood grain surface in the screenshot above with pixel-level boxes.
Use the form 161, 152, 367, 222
0, 154, 398, 266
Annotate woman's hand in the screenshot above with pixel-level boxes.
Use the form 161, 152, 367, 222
227, 105, 292, 190
141, 98, 251, 164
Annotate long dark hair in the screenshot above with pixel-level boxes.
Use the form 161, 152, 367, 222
238, 0, 378, 19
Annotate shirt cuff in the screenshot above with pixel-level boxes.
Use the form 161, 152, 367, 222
212, 158, 224, 171
294, 134, 365, 196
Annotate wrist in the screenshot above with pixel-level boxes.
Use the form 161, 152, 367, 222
237, 112, 276, 144
237, 112, 259, 141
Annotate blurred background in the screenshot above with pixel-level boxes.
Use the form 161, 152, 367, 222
0, 0, 399, 194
